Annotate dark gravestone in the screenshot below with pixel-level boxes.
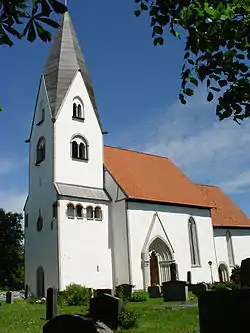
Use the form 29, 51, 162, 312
187, 271, 192, 285
25, 285, 29, 300
46, 288, 58, 320
241, 258, 250, 287
192, 283, 208, 297
43, 314, 113, 333
95, 289, 112, 297
170, 263, 178, 281
148, 286, 161, 298
115, 284, 133, 300
198, 289, 250, 333
6, 291, 13, 304
162, 281, 188, 302
89, 293, 123, 331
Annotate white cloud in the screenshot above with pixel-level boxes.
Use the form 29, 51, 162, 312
0, 158, 16, 175
110, 89, 250, 195
0, 190, 26, 213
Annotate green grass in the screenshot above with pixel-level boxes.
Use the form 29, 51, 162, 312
0, 298, 199, 333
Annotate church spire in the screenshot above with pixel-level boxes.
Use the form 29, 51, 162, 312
44, 12, 102, 129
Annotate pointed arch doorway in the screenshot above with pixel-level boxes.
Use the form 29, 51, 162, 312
142, 236, 175, 289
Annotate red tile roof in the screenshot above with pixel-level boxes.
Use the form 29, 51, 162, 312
104, 146, 211, 208
104, 146, 250, 228
196, 184, 250, 228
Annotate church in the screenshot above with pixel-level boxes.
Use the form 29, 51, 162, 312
24, 12, 250, 297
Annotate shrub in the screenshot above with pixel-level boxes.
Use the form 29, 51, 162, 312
119, 305, 138, 329
64, 284, 92, 306
115, 284, 133, 302
210, 282, 239, 291
230, 265, 241, 285
131, 290, 148, 302
26, 296, 40, 304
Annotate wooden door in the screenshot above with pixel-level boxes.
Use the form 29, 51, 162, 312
150, 252, 159, 285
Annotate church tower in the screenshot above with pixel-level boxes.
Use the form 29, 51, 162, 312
25, 13, 112, 296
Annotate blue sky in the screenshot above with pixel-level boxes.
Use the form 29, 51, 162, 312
0, 0, 249, 216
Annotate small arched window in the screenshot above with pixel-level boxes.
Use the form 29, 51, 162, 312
218, 263, 229, 282
37, 216, 43, 232
77, 104, 82, 118
94, 207, 103, 220
188, 217, 200, 266
76, 204, 83, 218
53, 202, 57, 219
36, 137, 46, 164
73, 103, 77, 118
67, 204, 75, 218
71, 135, 89, 161
86, 206, 94, 220
72, 141, 78, 159
72, 98, 84, 120
226, 231, 235, 266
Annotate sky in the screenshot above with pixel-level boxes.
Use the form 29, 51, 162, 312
0, 1, 249, 216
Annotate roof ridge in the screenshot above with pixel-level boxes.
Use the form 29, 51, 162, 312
195, 183, 218, 188
104, 145, 170, 161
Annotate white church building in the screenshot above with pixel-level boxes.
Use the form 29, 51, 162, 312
24, 12, 250, 297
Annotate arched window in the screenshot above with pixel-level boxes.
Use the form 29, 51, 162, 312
226, 231, 235, 266
67, 204, 75, 218
73, 103, 77, 118
94, 207, 103, 220
188, 217, 200, 266
37, 216, 43, 232
77, 104, 82, 118
53, 202, 57, 219
41, 108, 45, 122
36, 137, 46, 164
218, 263, 229, 282
72, 141, 78, 159
71, 135, 89, 161
72, 98, 84, 120
36, 266, 45, 298
86, 206, 94, 220
76, 204, 83, 218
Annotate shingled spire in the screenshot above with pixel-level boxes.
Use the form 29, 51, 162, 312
44, 12, 102, 129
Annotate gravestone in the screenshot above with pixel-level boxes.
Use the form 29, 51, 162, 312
148, 286, 161, 298
25, 285, 29, 300
6, 291, 13, 304
198, 289, 250, 333
187, 271, 192, 285
46, 288, 58, 320
88, 293, 123, 331
192, 283, 208, 297
170, 263, 178, 281
43, 314, 113, 333
162, 281, 188, 302
95, 289, 112, 297
241, 258, 250, 287
115, 284, 133, 300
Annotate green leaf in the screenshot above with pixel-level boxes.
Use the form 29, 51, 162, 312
153, 37, 164, 46
190, 77, 198, 87
140, 2, 148, 11
210, 87, 220, 92
48, 0, 67, 14
134, 10, 141, 17
187, 59, 194, 65
207, 79, 211, 88
179, 94, 186, 105
184, 51, 190, 59
34, 21, 52, 42
0, 106, 3, 111
184, 88, 194, 96
207, 92, 214, 102
236, 54, 245, 60
27, 22, 36, 42
218, 80, 227, 87
154, 25, 163, 35
37, 17, 60, 29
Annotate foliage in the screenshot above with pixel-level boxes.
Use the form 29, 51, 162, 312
63, 284, 92, 306
115, 284, 133, 302
0, 298, 199, 333
131, 290, 149, 302
0, 209, 24, 290
135, 0, 250, 122
119, 304, 139, 329
0, 0, 67, 46
26, 296, 39, 304
210, 282, 239, 291
230, 265, 241, 285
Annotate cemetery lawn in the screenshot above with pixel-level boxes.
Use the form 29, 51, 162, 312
0, 298, 199, 333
